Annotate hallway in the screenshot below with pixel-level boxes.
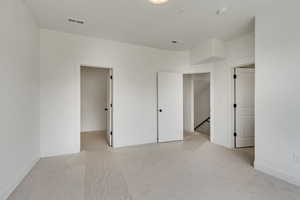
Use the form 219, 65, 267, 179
9, 133, 300, 200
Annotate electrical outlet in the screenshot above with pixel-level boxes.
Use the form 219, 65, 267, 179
293, 153, 300, 165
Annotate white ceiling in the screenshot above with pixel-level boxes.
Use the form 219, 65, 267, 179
25, 0, 271, 50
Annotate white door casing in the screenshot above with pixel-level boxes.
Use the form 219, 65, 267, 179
106, 69, 113, 147
157, 72, 183, 143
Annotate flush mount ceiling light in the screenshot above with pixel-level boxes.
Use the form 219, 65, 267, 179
149, 0, 169, 5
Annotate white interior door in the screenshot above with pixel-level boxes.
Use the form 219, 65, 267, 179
157, 72, 183, 143
235, 68, 255, 147
106, 69, 113, 146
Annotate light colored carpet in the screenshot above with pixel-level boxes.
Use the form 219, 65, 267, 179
8, 132, 300, 200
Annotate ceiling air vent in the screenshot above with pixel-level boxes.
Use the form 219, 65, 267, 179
68, 18, 85, 24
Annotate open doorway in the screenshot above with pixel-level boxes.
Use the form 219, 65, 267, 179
80, 66, 113, 150
183, 73, 211, 141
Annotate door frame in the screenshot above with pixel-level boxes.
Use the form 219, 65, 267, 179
80, 65, 115, 148
182, 72, 213, 141
232, 64, 255, 148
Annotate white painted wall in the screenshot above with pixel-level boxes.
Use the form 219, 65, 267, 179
81, 67, 108, 132
0, 0, 40, 199
254, 1, 300, 186
39, 29, 252, 157
213, 33, 254, 148
183, 75, 194, 132
186, 32, 254, 148
40, 29, 189, 157
2, 0, 299, 193
190, 39, 225, 65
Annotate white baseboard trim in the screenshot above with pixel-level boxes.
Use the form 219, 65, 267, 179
0, 157, 40, 200
254, 160, 300, 187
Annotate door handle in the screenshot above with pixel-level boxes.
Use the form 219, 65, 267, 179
105, 108, 108, 111
158, 109, 163, 112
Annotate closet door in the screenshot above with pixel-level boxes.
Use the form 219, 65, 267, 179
235, 68, 255, 147
157, 72, 183, 143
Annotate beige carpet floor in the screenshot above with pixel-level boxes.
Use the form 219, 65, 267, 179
8, 132, 300, 200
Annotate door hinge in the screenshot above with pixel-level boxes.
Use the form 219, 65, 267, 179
233, 74, 237, 79
110, 103, 113, 108
234, 132, 237, 137
233, 104, 237, 108
110, 75, 113, 80
110, 131, 113, 135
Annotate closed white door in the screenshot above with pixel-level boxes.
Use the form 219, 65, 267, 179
106, 69, 113, 147
235, 68, 255, 147
157, 72, 183, 143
